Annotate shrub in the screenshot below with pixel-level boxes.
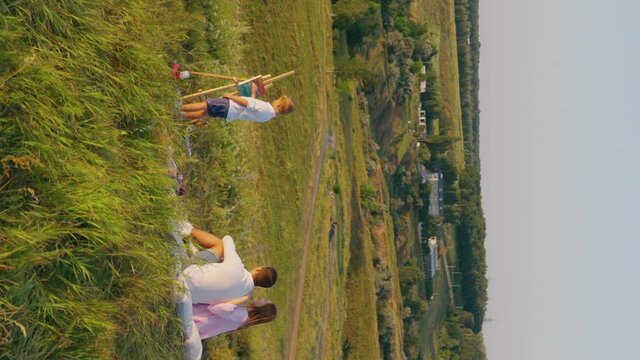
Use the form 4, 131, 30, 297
399, 258, 424, 291
333, 0, 380, 46
360, 183, 382, 216
335, 55, 381, 90
374, 262, 392, 301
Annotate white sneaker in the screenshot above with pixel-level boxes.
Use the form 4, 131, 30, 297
173, 220, 193, 236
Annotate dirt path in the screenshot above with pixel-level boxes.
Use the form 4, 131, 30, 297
316, 223, 337, 360
285, 130, 331, 360
286, 5, 335, 356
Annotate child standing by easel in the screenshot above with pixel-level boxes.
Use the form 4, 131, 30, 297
179, 74, 295, 123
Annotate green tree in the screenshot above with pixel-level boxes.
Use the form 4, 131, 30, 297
399, 258, 424, 290
333, 0, 378, 29
458, 311, 476, 330
335, 55, 381, 91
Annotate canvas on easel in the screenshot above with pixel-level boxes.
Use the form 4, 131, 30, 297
236, 76, 267, 97
182, 70, 295, 101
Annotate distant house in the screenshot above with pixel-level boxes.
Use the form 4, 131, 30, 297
417, 224, 438, 278
418, 164, 429, 184
417, 104, 427, 136
417, 224, 441, 279
428, 236, 439, 278
426, 171, 444, 216
416, 102, 438, 136
419, 80, 427, 93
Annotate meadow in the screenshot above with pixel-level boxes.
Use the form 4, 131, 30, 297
203, 1, 341, 359
1, 1, 192, 357
2, 0, 474, 359
1, 0, 339, 358
337, 83, 383, 360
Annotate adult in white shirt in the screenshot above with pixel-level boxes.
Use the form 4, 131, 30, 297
175, 222, 278, 304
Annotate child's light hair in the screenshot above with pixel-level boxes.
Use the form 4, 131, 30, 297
277, 96, 295, 114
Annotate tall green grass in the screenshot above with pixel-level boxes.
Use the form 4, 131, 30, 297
172, 2, 260, 359
0, 1, 200, 357
173, 0, 254, 241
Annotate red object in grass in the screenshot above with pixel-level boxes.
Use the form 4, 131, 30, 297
172, 63, 181, 79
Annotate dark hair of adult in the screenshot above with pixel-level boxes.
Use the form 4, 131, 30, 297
237, 300, 277, 330
253, 266, 278, 288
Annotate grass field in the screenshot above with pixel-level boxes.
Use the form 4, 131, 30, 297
1, 0, 338, 358
394, 90, 420, 165
420, 266, 452, 359
198, 1, 340, 359
0, 1, 200, 357
377, 173, 406, 359
335, 83, 380, 360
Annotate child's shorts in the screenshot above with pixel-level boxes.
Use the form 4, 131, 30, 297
206, 98, 230, 118
193, 249, 220, 264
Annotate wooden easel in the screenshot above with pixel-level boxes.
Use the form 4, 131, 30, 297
181, 70, 296, 101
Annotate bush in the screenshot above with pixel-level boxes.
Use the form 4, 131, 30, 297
333, 0, 379, 29
360, 183, 382, 216
458, 311, 476, 330
374, 261, 393, 301
385, 30, 415, 103
399, 258, 424, 291
335, 55, 381, 90
403, 320, 420, 359
404, 296, 428, 318
333, 0, 380, 46
377, 306, 395, 360
414, 38, 435, 61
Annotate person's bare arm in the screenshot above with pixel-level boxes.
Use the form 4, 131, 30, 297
223, 93, 249, 107
251, 82, 257, 98
227, 295, 251, 306
190, 227, 224, 260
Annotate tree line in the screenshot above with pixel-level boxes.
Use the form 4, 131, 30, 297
454, 0, 487, 335
454, 0, 481, 165
438, 313, 487, 360
455, 165, 487, 333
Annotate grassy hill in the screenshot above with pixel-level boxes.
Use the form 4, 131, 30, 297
1, 1, 192, 357
1, 0, 336, 357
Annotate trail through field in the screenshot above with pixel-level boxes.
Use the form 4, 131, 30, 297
284, 5, 334, 356
285, 130, 331, 360
316, 223, 337, 360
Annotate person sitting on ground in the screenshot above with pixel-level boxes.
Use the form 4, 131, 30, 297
192, 297, 277, 339
175, 221, 278, 304
180, 82, 295, 122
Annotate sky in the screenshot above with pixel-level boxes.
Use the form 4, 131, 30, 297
480, 0, 640, 359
